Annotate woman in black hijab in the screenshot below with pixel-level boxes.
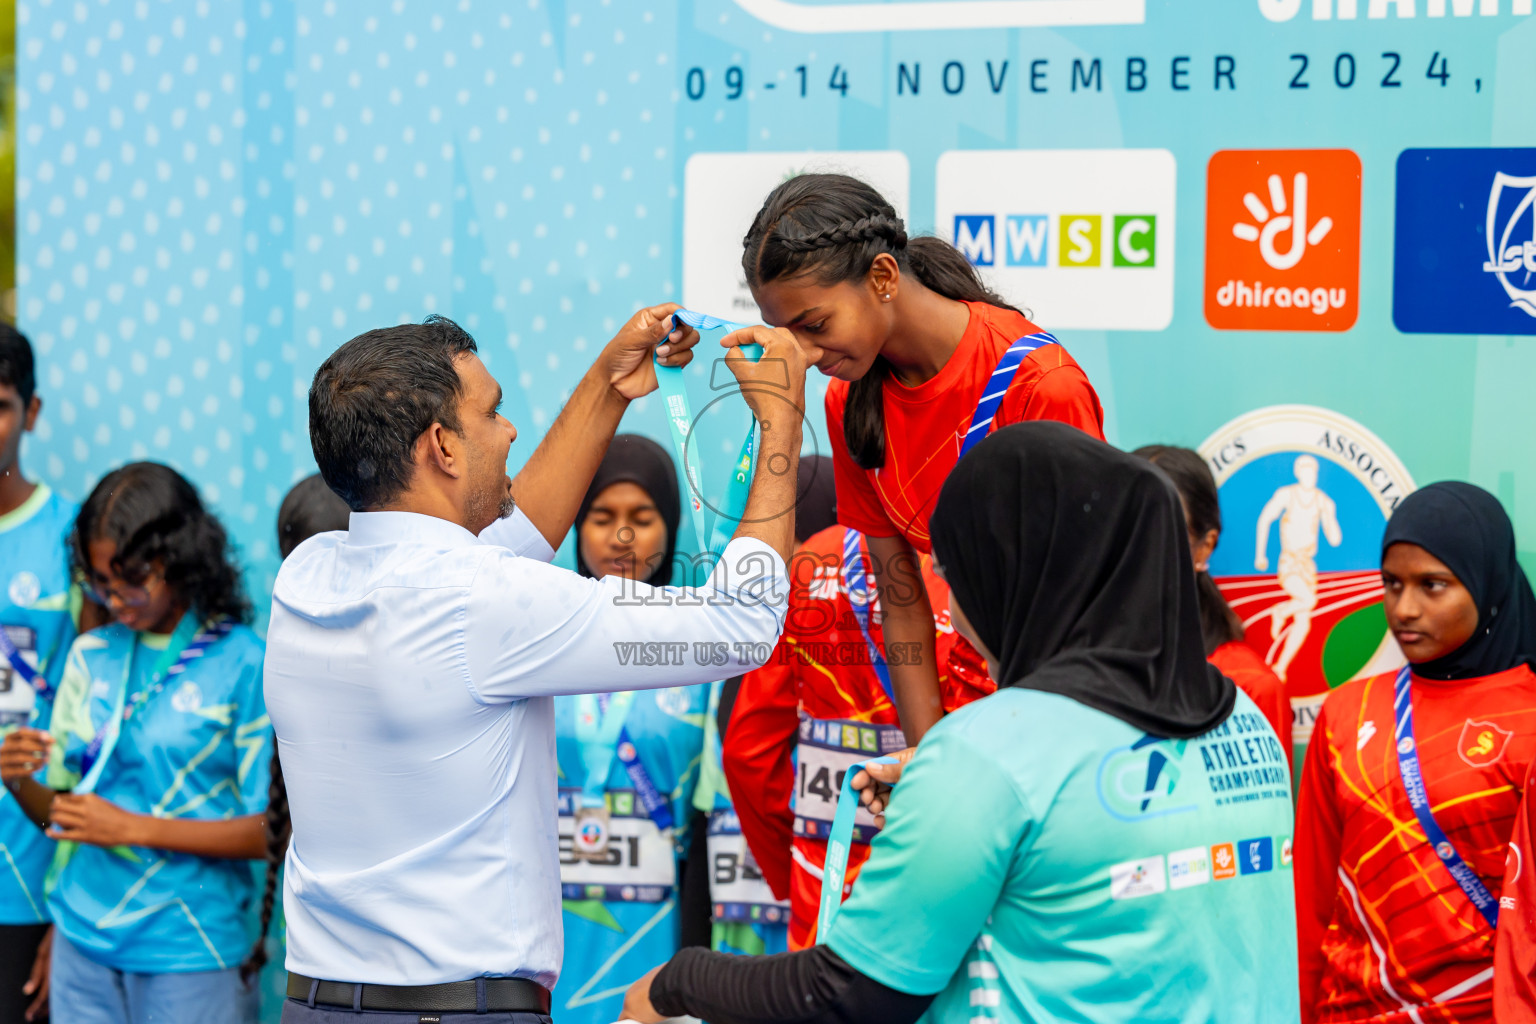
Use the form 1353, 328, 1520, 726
1294, 481, 1536, 1024
618, 422, 1297, 1024
574, 433, 681, 585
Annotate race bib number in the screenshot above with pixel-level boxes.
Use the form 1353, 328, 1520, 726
557, 788, 675, 902
707, 809, 788, 924
793, 714, 905, 845
0, 625, 40, 730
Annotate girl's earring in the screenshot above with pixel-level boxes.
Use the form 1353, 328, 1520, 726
882, 293, 891, 301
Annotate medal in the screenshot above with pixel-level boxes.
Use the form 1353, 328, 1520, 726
573, 803, 611, 862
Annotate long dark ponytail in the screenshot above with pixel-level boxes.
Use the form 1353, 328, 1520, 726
742, 173, 1022, 471
241, 474, 348, 983
240, 755, 290, 982
1133, 445, 1245, 655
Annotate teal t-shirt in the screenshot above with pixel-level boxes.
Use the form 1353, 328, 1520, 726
553, 685, 706, 1024
0, 484, 80, 924
828, 687, 1300, 1024
45, 620, 270, 973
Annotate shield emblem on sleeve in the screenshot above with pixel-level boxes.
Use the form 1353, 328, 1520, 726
1458, 719, 1514, 768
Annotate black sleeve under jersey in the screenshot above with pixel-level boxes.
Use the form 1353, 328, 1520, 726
649, 943, 935, 1024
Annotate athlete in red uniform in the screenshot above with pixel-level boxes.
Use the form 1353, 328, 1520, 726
722, 523, 988, 949
1294, 482, 1536, 1024
1495, 757, 1536, 1023
1135, 446, 1293, 768
740, 173, 1103, 743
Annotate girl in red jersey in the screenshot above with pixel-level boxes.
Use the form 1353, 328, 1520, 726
739, 174, 1104, 742
1295, 482, 1536, 1024
1135, 445, 1293, 768
723, 521, 988, 949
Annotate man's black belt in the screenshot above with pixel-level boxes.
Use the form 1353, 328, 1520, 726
287, 973, 552, 1014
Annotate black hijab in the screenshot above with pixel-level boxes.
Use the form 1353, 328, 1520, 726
575, 434, 681, 587
1380, 481, 1536, 680
929, 422, 1235, 740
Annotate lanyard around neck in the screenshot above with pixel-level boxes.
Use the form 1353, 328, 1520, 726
841, 529, 894, 702
0, 626, 42, 694
959, 332, 1060, 460
574, 691, 638, 808
76, 614, 222, 796
1391, 666, 1499, 929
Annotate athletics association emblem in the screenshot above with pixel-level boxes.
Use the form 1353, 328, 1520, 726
1459, 719, 1514, 768
1199, 406, 1416, 756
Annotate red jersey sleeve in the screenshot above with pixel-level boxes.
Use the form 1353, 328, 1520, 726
1495, 757, 1536, 1024
1209, 642, 1295, 776
1295, 698, 1346, 1024
721, 660, 799, 901
996, 359, 1106, 442
824, 384, 900, 539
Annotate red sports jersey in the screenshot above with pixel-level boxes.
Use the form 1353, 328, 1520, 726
721, 524, 990, 949
1494, 757, 1536, 1023
1210, 639, 1294, 774
824, 300, 1105, 554
1295, 665, 1536, 1024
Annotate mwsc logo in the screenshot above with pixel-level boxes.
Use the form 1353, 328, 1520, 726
953, 214, 1156, 269
937, 149, 1176, 330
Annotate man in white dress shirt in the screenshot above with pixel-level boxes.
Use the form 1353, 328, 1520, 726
264, 304, 811, 1022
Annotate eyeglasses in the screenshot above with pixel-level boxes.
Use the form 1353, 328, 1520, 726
83, 575, 158, 609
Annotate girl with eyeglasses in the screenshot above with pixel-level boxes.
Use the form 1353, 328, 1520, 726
0, 462, 270, 1024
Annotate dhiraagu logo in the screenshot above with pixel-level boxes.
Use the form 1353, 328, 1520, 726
1097, 734, 1198, 821
937, 149, 1175, 330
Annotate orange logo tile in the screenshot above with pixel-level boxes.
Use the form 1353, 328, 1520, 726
1211, 842, 1238, 881
1205, 149, 1361, 331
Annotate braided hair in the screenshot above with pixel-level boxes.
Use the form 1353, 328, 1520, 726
240, 475, 347, 983
742, 173, 1022, 470
240, 749, 290, 982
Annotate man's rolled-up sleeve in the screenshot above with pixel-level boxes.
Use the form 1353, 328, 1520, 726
463, 536, 788, 700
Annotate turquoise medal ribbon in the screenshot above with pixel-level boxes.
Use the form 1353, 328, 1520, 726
76, 613, 211, 796
656, 309, 765, 563
574, 690, 638, 810
815, 754, 899, 942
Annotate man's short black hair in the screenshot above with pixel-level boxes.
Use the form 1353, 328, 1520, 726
0, 323, 37, 407
309, 315, 479, 511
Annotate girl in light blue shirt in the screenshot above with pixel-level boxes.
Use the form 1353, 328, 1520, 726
2, 462, 270, 1024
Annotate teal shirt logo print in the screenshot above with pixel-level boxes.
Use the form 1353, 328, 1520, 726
1096, 736, 1197, 821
